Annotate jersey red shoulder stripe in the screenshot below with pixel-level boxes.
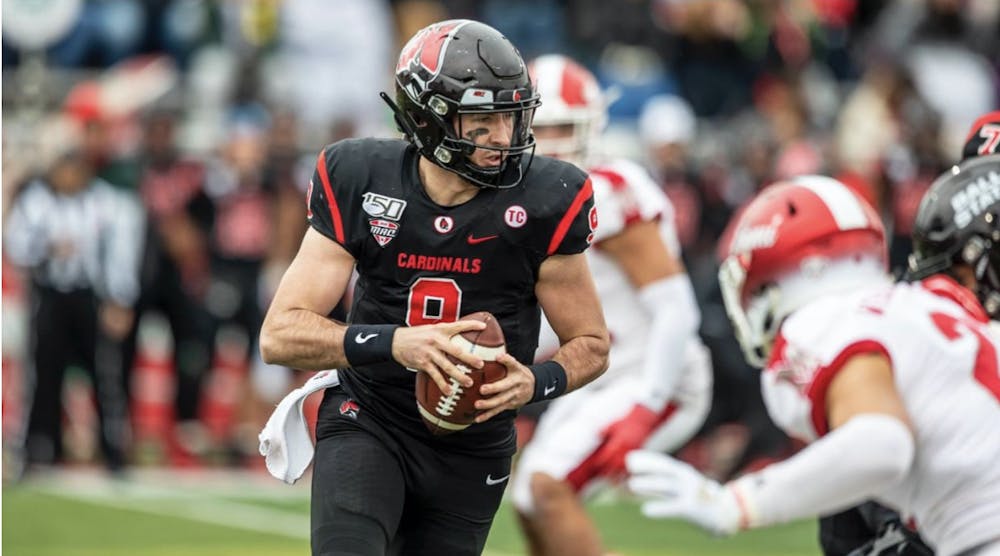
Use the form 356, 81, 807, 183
589, 167, 628, 191
316, 149, 346, 244
806, 340, 892, 436
589, 167, 645, 227
921, 275, 989, 322
547, 178, 593, 255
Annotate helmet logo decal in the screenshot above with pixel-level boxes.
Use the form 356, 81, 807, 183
362, 192, 408, 247
731, 224, 778, 254
975, 123, 1000, 156
950, 170, 1000, 228
396, 20, 468, 83
505, 205, 527, 228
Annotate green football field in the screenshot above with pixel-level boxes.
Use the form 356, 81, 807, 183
2, 469, 819, 555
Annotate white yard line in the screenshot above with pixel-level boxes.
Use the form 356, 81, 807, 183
23, 468, 526, 555
27, 469, 311, 540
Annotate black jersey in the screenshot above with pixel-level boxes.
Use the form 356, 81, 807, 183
307, 138, 595, 456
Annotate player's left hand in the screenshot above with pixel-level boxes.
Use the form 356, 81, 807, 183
474, 352, 535, 423
626, 450, 742, 536
591, 404, 661, 479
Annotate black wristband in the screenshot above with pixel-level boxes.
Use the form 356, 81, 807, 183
343, 324, 399, 367
529, 360, 567, 403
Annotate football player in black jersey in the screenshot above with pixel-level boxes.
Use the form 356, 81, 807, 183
260, 20, 610, 556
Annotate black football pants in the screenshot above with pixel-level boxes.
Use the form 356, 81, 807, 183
311, 389, 511, 556
24, 286, 128, 469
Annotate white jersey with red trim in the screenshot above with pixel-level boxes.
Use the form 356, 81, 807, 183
520, 158, 711, 511
763, 279, 1000, 555
547, 158, 686, 388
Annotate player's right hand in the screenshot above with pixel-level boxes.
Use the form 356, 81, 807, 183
626, 450, 742, 536
392, 320, 486, 396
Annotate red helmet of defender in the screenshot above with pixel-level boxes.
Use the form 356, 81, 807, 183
528, 54, 607, 167
719, 176, 888, 367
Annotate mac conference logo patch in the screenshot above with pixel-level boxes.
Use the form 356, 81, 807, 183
363, 192, 407, 247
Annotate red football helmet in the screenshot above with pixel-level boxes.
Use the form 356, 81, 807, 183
719, 176, 889, 367
527, 54, 606, 166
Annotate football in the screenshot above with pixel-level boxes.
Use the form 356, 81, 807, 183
415, 311, 508, 435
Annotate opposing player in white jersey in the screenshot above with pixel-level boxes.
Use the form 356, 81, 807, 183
511, 54, 713, 556
627, 162, 1000, 556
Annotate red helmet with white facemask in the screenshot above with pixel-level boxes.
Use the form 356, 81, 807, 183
719, 176, 889, 367
527, 54, 606, 167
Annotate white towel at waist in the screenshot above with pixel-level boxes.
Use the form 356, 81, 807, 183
258, 369, 340, 484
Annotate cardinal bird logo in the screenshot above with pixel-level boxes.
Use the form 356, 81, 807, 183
339, 399, 361, 420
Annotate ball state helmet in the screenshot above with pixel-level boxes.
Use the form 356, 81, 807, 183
907, 154, 1000, 318
383, 20, 540, 188
719, 176, 888, 367
527, 54, 607, 167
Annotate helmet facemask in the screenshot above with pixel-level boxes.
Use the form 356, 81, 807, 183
913, 226, 1000, 318
974, 230, 1000, 317
387, 87, 539, 188
721, 254, 891, 368
444, 95, 539, 188
719, 256, 782, 368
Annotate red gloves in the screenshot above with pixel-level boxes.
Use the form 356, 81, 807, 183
591, 404, 662, 479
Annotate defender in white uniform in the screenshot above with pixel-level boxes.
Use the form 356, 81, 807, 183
626, 164, 1000, 556
512, 54, 712, 556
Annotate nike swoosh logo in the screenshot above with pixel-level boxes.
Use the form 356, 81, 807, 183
467, 234, 499, 245
485, 474, 510, 486
355, 333, 378, 343
543, 384, 556, 396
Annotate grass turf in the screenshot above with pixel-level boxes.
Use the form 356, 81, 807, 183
3, 475, 819, 556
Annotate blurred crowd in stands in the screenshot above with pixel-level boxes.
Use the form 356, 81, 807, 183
2, 0, 998, 478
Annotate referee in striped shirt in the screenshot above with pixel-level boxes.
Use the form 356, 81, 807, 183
5, 120, 145, 473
